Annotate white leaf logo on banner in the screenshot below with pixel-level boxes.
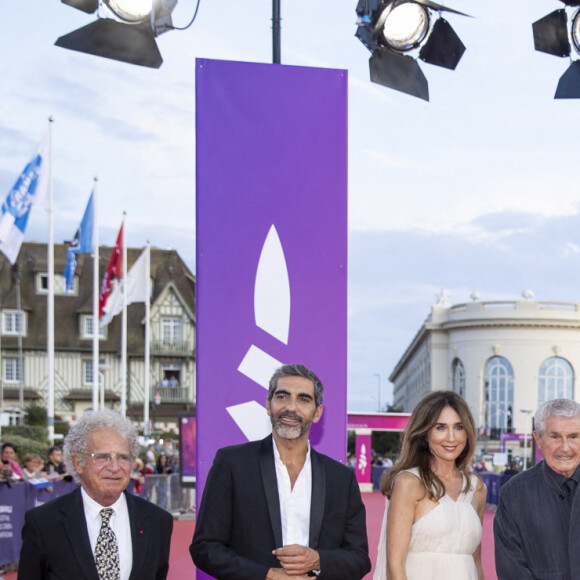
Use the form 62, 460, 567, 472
233, 225, 291, 441
254, 225, 290, 344
226, 401, 272, 442
358, 443, 367, 475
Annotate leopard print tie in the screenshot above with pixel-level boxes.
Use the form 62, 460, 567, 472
94, 508, 120, 580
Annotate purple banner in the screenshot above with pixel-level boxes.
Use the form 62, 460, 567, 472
196, 57, 348, 531
0, 478, 77, 565
179, 414, 196, 485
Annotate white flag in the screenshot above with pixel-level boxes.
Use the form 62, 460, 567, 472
100, 247, 149, 327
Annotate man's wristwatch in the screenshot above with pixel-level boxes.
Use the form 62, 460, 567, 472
307, 570, 320, 577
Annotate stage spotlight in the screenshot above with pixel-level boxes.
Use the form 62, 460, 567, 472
355, 0, 469, 101
533, 3, 580, 98
61, 0, 99, 14
56, 0, 177, 68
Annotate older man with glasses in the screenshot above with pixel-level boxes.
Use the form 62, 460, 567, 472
494, 398, 580, 580
18, 409, 173, 580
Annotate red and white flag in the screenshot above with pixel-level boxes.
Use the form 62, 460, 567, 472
99, 221, 123, 318
100, 246, 149, 327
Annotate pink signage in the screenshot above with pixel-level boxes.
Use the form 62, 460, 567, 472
348, 413, 411, 431
355, 433, 372, 484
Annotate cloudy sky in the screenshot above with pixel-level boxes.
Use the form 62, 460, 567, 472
2, 0, 580, 411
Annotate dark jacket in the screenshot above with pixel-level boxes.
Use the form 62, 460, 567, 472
190, 435, 370, 580
494, 460, 580, 579
18, 487, 173, 580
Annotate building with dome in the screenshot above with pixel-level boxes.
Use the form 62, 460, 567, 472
389, 291, 580, 459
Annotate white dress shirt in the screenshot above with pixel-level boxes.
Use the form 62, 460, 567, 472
81, 487, 133, 580
273, 441, 312, 547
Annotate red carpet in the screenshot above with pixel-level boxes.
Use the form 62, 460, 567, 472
4, 494, 497, 579
167, 492, 497, 580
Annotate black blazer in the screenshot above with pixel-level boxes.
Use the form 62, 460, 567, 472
18, 487, 173, 580
190, 435, 370, 580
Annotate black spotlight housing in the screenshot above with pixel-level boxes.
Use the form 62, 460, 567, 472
56, 19, 163, 69
56, 0, 176, 69
61, 0, 98, 14
533, 3, 580, 98
355, 0, 469, 101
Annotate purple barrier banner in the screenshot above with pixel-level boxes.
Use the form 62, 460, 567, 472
0, 478, 77, 565
0, 481, 26, 565
196, 57, 348, 534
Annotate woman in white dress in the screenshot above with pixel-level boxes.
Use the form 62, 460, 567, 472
374, 391, 487, 580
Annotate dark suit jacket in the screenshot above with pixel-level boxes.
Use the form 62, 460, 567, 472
17, 487, 173, 580
494, 461, 580, 580
190, 435, 370, 580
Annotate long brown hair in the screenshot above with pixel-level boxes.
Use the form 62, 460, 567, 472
380, 390, 477, 500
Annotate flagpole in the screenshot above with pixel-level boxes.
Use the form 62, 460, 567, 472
47, 116, 55, 445
143, 242, 151, 436
121, 212, 127, 416
92, 177, 100, 412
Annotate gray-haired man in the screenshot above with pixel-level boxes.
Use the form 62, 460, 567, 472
494, 398, 580, 579
191, 363, 370, 580
18, 409, 173, 580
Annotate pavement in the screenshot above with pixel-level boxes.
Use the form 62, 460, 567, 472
2, 493, 498, 579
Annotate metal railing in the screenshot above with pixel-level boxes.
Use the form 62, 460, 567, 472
143, 473, 195, 515
151, 385, 189, 402
150, 341, 192, 357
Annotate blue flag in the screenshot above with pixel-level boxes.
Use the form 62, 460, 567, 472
64, 191, 94, 292
0, 135, 49, 263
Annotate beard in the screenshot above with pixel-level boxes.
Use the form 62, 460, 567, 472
270, 411, 315, 440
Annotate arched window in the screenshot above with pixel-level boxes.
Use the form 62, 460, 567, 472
484, 356, 514, 438
538, 357, 574, 403
452, 358, 465, 398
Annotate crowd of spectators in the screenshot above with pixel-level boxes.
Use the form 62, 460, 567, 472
132, 439, 179, 482
0, 437, 179, 493
0, 443, 73, 489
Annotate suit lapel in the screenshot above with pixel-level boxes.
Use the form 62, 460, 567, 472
260, 436, 284, 548
127, 493, 150, 580
309, 449, 325, 550
62, 488, 100, 580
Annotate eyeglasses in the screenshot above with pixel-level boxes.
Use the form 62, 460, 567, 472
79, 452, 132, 468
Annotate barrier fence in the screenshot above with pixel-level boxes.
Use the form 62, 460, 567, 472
143, 474, 195, 514
0, 478, 77, 565
371, 466, 513, 505
0, 471, 509, 568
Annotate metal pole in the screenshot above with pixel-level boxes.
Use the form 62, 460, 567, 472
272, 0, 281, 64
92, 177, 100, 411
143, 243, 151, 437
14, 271, 23, 418
47, 116, 55, 445
121, 214, 127, 416
521, 409, 532, 470
373, 373, 381, 412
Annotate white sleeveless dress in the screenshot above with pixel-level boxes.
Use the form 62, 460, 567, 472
373, 468, 482, 580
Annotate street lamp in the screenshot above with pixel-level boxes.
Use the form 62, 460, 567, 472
153, 392, 161, 433
373, 373, 382, 412
520, 408, 533, 470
